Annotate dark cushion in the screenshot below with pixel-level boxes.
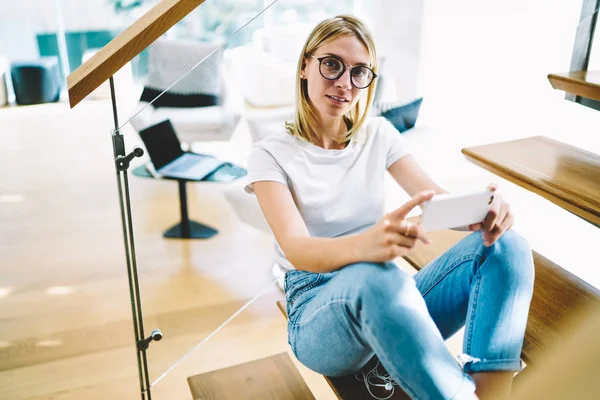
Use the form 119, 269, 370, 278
142, 39, 223, 108
10, 57, 62, 105
378, 97, 423, 133
139, 88, 218, 108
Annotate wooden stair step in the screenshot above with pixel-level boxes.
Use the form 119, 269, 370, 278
461, 136, 600, 227
276, 302, 411, 400
404, 228, 600, 364
524, 252, 600, 362
187, 352, 315, 400
548, 70, 600, 102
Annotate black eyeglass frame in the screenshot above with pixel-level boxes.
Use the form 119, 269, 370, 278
307, 54, 378, 89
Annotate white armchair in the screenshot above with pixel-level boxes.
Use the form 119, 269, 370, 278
129, 38, 242, 144
227, 24, 312, 109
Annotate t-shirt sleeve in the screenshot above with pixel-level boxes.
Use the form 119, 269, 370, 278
244, 147, 289, 194
380, 118, 410, 169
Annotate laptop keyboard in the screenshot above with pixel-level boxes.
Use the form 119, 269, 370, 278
157, 154, 247, 182
206, 163, 247, 182
168, 157, 199, 173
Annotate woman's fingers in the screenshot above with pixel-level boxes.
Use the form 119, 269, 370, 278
468, 222, 483, 231
483, 203, 513, 246
383, 226, 418, 248
393, 232, 417, 248
391, 191, 436, 220
382, 216, 431, 251
398, 221, 431, 244
483, 201, 500, 233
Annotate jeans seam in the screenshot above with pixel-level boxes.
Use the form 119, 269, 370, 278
287, 273, 323, 305
420, 254, 479, 298
464, 358, 523, 373
466, 268, 482, 355
465, 357, 522, 363
289, 299, 351, 327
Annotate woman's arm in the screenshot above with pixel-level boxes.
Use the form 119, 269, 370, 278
387, 154, 446, 199
252, 181, 365, 273
253, 180, 432, 273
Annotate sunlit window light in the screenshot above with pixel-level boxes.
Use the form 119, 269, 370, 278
36, 340, 63, 348
0, 287, 14, 299
0, 195, 24, 203
45, 286, 74, 296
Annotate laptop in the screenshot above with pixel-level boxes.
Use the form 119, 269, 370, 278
138, 119, 225, 181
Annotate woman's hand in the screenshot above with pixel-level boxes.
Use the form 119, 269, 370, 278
358, 191, 434, 263
467, 184, 515, 247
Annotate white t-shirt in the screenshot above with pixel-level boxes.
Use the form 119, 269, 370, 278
245, 116, 409, 272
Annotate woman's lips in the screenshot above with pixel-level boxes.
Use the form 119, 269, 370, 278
326, 95, 349, 104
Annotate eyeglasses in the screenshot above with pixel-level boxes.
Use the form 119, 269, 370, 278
308, 54, 377, 89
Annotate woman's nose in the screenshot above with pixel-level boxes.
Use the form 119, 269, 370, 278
336, 68, 352, 89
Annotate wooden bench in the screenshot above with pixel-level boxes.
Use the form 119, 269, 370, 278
275, 226, 600, 398
187, 352, 316, 400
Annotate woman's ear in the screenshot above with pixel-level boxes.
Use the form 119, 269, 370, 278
300, 57, 308, 80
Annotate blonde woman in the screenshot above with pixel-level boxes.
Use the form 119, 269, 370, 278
245, 15, 534, 400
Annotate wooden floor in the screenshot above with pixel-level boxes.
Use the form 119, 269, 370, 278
0, 100, 336, 399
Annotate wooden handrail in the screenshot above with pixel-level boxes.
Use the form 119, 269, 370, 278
66, 0, 205, 108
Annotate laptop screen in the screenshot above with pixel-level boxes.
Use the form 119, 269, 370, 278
138, 119, 184, 170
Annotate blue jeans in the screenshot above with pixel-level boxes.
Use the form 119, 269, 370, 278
284, 231, 534, 400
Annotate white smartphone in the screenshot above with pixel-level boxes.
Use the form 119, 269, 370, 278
419, 189, 495, 231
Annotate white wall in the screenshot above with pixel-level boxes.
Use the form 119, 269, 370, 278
368, 0, 599, 149
418, 0, 599, 149
371, 0, 424, 101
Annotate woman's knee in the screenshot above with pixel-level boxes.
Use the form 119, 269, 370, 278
487, 230, 535, 291
343, 262, 423, 308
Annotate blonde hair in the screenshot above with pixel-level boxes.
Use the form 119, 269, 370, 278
285, 15, 378, 144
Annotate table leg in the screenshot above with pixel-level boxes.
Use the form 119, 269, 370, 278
163, 180, 218, 239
